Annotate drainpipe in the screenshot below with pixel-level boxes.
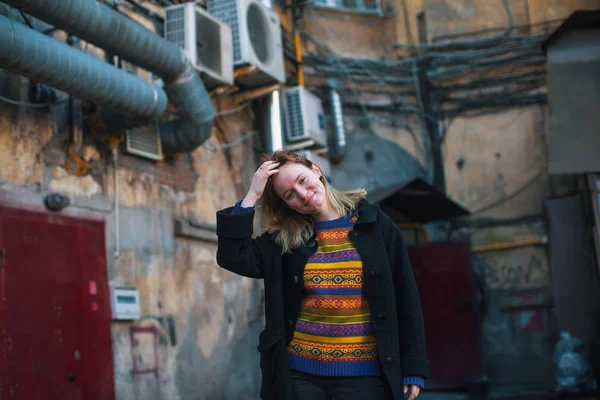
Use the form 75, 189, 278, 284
0, 14, 167, 122
3, 0, 216, 153
327, 79, 347, 163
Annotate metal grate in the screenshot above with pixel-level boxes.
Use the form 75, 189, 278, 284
312, 0, 382, 13
165, 7, 186, 50
126, 125, 163, 161
284, 89, 306, 141
206, 0, 242, 64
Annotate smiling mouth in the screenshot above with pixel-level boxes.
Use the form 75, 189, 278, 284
305, 193, 315, 206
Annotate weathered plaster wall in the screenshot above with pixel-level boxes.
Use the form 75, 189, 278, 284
302, 3, 431, 176
303, 7, 395, 59
0, 98, 264, 400
101, 132, 262, 399
423, 0, 600, 40
0, 6, 264, 398
528, 0, 600, 24
416, 0, 600, 391
0, 76, 54, 188
391, 0, 425, 49
443, 106, 548, 217
3, 0, 599, 397
109, 234, 263, 400
305, 0, 599, 392
424, 0, 531, 41
441, 105, 557, 391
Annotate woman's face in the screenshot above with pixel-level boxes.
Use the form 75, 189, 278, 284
271, 162, 326, 215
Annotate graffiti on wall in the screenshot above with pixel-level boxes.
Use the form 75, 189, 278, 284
474, 249, 550, 290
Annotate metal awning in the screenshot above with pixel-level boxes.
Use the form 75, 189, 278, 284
367, 178, 469, 223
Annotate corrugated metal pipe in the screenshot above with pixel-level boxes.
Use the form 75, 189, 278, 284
327, 79, 347, 163
0, 14, 167, 121
2, 0, 216, 153
8, 0, 184, 81
161, 62, 216, 153
105, 61, 216, 153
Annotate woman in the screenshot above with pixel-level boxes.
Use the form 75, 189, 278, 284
216, 150, 428, 400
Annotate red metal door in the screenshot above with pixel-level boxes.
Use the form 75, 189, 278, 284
407, 240, 482, 389
0, 207, 115, 400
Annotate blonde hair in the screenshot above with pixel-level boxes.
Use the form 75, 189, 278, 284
260, 150, 366, 253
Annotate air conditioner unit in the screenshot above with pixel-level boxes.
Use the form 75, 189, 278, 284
206, 0, 285, 88
165, 3, 234, 88
282, 86, 327, 148
295, 150, 331, 180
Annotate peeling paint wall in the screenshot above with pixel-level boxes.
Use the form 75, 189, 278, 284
443, 106, 549, 217
303, 7, 395, 59
109, 237, 263, 400
0, 95, 264, 399
528, 0, 600, 23
303, 0, 600, 393
417, 0, 599, 392
0, 79, 54, 187
0, 6, 264, 397
424, 0, 531, 40
2, 0, 599, 398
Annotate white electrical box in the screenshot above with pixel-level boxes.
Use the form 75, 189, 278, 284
206, 0, 285, 87
165, 2, 234, 88
283, 86, 327, 147
110, 287, 141, 320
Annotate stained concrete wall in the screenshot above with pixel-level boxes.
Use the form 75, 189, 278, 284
302, 0, 600, 393
419, 0, 598, 392
2, 0, 599, 398
0, 6, 265, 399
424, 0, 531, 40
303, 7, 395, 59
0, 94, 264, 400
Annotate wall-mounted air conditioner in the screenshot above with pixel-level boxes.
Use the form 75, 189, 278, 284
283, 86, 327, 148
206, 0, 285, 88
165, 3, 234, 88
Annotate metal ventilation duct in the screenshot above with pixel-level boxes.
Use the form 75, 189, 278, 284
0, 14, 167, 122
10, 0, 184, 81
3, 0, 216, 154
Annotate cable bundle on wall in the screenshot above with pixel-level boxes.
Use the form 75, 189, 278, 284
301, 0, 556, 127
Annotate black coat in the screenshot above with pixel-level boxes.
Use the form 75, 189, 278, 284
216, 200, 429, 400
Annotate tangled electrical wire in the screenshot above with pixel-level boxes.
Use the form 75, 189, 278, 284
301, 0, 557, 129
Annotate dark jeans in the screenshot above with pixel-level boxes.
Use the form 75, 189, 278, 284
291, 369, 394, 400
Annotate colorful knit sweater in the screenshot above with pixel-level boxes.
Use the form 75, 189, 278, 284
287, 211, 382, 376
230, 201, 424, 387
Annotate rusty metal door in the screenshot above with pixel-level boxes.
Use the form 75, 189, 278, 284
407, 240, 482, 389
0, 207, 115, 400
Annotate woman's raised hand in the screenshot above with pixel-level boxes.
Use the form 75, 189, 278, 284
241, 161, 280, 207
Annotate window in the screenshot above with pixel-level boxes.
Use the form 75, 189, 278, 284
312, 0, 382, 14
